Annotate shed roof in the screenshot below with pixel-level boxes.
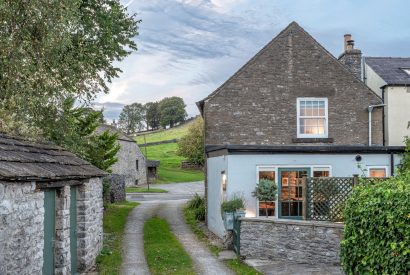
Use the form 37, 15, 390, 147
0, 133, 106, 182
146, 160, 160, 168
96, 124, 136, 143
365, 57, 410, 85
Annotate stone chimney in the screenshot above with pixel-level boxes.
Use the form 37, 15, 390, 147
338, 34, 362, 79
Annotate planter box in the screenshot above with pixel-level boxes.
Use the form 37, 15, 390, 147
223, 212, 234, 230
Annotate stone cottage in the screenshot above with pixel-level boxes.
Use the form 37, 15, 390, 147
0, 133, 106, 274
96, 124, 147, 186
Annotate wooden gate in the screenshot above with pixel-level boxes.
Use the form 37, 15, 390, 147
70, 187, 77, 274
233, 214, 241, 255
43, 189, 56, 275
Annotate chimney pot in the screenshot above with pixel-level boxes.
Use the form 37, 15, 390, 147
347, 39, 355, 50
344, 34, 352, 51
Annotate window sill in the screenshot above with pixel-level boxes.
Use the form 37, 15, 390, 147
292, 138, 334, 143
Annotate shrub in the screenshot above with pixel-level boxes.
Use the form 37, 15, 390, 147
341, 172, 410, 274
221, 195, 245, 214
187, 193, 206, 221
252, 179, 277, 217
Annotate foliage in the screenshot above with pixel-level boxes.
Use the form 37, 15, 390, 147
221, 195, 245, 214
143, 143, 204, 183
96, 201, 139, 274
118, 102, 145, 134
0, 0, 139, 133
43, 97, 120, 172
399, 136, 410, 173
159, 97, 187, 128
177, 118, 204, 165
187, 193, 206, 221
144, 217, 195, 275
125, 187, 168, 193
145, 102, 161, 130
252, 179, 277, 217
341, 172, 410, 275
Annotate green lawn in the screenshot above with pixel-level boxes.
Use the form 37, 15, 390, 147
96, 201, 139, 275
125, 187, 168, 193
144, 217, 196, 275
143, 143, 204, 183
135, 119, 196, 144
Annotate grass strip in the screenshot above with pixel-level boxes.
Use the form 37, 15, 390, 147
225, 258, 263, 275
96, 201, 139, 275
144, 217, 196, 275
125, 187, 168, 193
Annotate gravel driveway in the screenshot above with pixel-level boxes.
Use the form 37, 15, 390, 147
121, 182, 233, 275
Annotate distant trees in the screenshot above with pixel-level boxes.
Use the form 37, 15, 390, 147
159, 97, 187, 128
177, 118, 204, 165
118, 97, 187, 133
118, 103, 145, 134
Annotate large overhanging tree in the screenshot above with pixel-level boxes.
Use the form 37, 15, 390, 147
0, 0, 140, 134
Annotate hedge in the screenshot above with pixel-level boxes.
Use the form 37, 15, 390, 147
341, 172, 410, 274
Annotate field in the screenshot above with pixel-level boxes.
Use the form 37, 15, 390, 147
144, 143, 204, 183
135, 119, 195, 144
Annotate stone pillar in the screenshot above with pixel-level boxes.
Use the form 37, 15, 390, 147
77, 178, 103, 272
55, 185, 71, 275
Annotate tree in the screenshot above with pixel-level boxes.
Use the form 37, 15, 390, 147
43, 97, 120, 172
159, 97, 187, 128
118, 103, 145, 134
252, 180, 277, 218
0, 0, 139, 133
399, 136, 410, 173
144, 102, 161, 130
177, 118, 204, 165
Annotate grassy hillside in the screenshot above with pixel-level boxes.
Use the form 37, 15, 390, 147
143, 143, 204, 183
135, 119, 196, 144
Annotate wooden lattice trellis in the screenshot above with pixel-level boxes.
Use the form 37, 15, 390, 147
305, 177, 356, 222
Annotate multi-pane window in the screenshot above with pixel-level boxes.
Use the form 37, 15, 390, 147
368, 167, 387, 178
313, 168, 330, 178
258, 170, 276, 217
297, 98, 328, 138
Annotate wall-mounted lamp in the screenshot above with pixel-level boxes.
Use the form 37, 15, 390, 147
221, 171, 227, 191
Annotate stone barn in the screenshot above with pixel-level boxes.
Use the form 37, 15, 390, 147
96, 124, 147, 186
0, 133, 106, 274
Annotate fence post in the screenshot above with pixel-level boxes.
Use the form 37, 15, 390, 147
302, 176, 307, 220
353, 174, 359, 187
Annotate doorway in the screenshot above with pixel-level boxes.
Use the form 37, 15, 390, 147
43, 189, 56, 275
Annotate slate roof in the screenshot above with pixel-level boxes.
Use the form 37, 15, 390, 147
0, 133, 106, 182
365, 57, 410, 85
146, 160, 160, 168
96, 124, 135, 143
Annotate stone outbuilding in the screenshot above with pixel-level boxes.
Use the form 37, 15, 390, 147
96, 124, 147, 186
147, 160, 160, 183
0, 133, 106, 274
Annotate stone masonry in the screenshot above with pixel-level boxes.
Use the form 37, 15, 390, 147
0, 181, 44, 275
200, 22, 383, 146
240, 218, 344, 266
55, 185, 71, 275
77, 178, 104, 273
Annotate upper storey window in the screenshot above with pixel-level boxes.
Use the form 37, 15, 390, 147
297, 98, 328, 138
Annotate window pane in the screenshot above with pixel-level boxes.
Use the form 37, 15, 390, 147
369, 168, 386, 178
313, 170, 330, 177
259, 201, 275, 216
259, 171, 275, 181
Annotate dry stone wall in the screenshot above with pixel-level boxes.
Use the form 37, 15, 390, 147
240, 218, 343, 266
0, 181, 44, 274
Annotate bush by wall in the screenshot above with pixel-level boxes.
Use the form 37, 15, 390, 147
187, 193, 206, 221
341, 172, 410, 274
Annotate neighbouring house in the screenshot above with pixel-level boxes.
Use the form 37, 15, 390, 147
0, 133, 106, 274
147, 160, 160, 183
197, 21, 404, 241
363, 57, 410, 146
96, 124, 147, 186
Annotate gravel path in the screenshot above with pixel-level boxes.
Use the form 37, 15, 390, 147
121, 182, 233, 275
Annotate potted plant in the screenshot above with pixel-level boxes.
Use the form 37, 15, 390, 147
221, 195, 245, 230
252, 179, 277, 218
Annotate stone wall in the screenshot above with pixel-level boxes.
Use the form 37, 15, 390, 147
0, 181, 44, 274
111, 140, 147, 186
77, 178, 104, 272
55, 185, 71, 274
104, 174, 126, 203
240, 218, 343, 266
338, 49, 362, 80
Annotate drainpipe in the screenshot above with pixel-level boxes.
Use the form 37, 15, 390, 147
368, 104, 386, 146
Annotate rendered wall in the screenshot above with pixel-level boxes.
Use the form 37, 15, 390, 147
385, 86, 410, 146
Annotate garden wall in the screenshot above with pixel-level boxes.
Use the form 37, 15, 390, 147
240, 218, 343, 266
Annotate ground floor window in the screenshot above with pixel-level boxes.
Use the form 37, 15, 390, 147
368, 167, 387, 178
258, 169, 276, 217
313, 167, 330, 178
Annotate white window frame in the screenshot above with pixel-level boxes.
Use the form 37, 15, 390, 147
297, 98, 328, 138
367, 166, 389, 178
402, 68, 410, 76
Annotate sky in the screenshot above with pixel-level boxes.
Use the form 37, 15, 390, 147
94, 0, 410, 121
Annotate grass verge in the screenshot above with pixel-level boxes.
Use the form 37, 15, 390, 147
225, 258, 263, 275
142, 143, 204, 183
144, 217, 196, 275
96, 201, 139, 275
125, 187, 168, 193
135, 119, 195, 144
